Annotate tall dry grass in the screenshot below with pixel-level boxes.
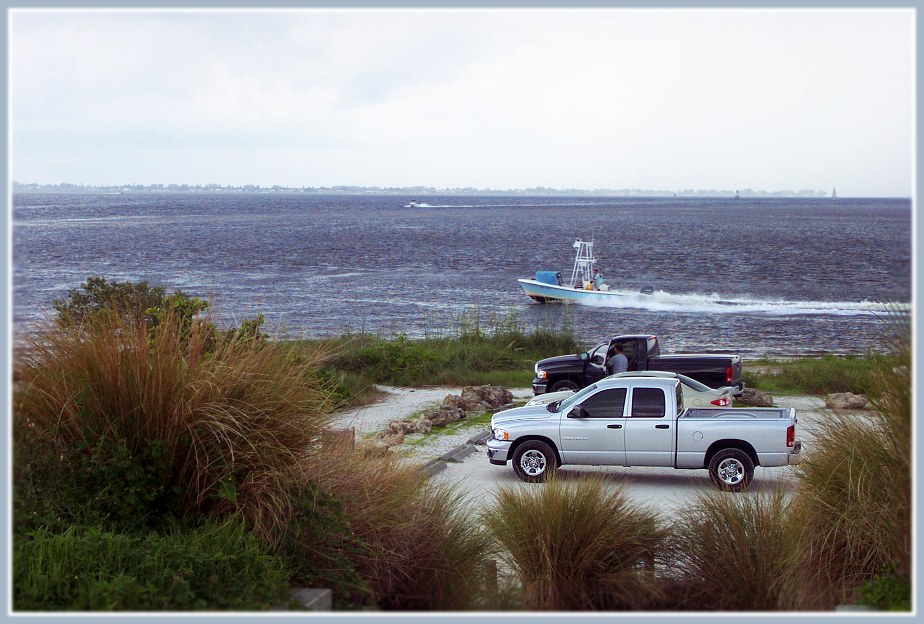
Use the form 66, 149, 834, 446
782, 315, 911, 609
482, 476, 668, 610
304, 442, 492, 610
14, 307, 336, 540
670, 490, 796, 610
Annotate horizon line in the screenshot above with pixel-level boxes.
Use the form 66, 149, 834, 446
12, 181, 869, 197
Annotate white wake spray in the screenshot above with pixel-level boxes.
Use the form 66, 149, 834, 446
584, 289, 908, 316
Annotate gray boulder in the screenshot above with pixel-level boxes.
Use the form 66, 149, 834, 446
373, 431, 405, 448
424, 406, 467, 427
825, 392, 869, 410
461, 385, 514, 410
738, 387, 774, 407
441, 385, 514, 413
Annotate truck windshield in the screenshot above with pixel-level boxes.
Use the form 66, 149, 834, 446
555, 384, 598, 413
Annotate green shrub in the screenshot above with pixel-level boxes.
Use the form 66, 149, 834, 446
856, 567, 911, 611
482, 476, 668, 610
13, 520, 289, 611
278, 481, 375, 609
52, 275, 208, 331
670, 490, 796, 610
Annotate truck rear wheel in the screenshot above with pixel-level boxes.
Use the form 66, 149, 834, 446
708, 448, 754, 491
512, 440, 558, 483
550, 380, 579, 392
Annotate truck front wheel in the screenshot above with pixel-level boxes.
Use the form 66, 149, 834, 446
550, 380, 579, 392
512, 440, 558, 483
708, 448, 754, 491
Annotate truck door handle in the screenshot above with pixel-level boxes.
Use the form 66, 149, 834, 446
655, 424, 670, 429
607, 424, 623, 429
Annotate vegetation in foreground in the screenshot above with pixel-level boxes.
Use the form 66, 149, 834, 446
12, 277, 910, 612
782, 316, 911, 610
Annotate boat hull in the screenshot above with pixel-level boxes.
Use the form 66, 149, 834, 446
518, 279, 625, 305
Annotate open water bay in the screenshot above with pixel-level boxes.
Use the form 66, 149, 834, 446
13, 193, 911, 358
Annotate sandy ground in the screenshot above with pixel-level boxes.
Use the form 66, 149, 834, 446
330, 387, 865, 515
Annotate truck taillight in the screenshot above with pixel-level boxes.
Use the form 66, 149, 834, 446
725, 366, 734, 383
711, 397, 730, 406
787, 425, 795, 448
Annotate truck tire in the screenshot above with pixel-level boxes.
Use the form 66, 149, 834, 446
708, 448, 754, 491
550, 380, 579, 392
512, 440, 558, 483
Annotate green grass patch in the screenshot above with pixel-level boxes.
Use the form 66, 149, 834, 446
292, 309, 577, 404
742, 354, 900, 396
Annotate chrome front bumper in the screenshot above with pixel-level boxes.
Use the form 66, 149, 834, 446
486, 439, 512, 465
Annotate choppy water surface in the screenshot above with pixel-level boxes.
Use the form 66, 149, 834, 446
13, 193, 911, 357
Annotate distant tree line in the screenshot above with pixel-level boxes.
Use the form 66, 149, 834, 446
12, 181, 828, 197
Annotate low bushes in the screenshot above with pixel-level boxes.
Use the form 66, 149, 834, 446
14, 520, 290, 611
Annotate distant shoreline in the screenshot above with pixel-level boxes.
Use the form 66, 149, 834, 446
12, 183, 835, 199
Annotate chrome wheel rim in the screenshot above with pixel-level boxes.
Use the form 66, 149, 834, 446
717, 457, 744, 485
520, 450, 547, 476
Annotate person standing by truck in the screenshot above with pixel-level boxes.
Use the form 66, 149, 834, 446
606, 344, 628, 374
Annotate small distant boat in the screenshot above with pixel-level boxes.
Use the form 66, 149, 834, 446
405, 200, 431, 208
518, 239, 634, 305
832, 186, 837, 199
734, 189, 740, 199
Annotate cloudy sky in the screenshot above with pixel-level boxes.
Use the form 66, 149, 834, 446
10, 7, 915, 196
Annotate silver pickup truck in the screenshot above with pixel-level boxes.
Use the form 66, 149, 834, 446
487, 376, 800, 491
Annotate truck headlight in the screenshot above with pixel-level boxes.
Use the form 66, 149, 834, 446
536, 370, 547, 380
493, 429, 509, 441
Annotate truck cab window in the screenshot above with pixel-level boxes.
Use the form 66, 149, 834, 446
631, 387, 666, 418
580, 388, 627, 418
618, 341, 636, 371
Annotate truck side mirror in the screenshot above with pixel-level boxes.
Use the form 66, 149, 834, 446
579, 352, 589, 361
567, 406, 586, 419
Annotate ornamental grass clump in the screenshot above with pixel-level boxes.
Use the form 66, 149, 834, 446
303, 443, 493, 610
14, 305, 336, 540
782, 315, 911, 610
482, 476, 668, 611
670, 489, 796, 611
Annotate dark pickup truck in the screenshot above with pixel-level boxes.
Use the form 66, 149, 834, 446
532, 334, 744, 395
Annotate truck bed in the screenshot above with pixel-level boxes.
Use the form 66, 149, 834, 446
681, 407, 794, 420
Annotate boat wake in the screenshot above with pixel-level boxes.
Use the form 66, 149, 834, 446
587, 289, 908, 317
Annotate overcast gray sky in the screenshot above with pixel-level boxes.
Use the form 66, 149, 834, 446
10, 7, 915, 196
